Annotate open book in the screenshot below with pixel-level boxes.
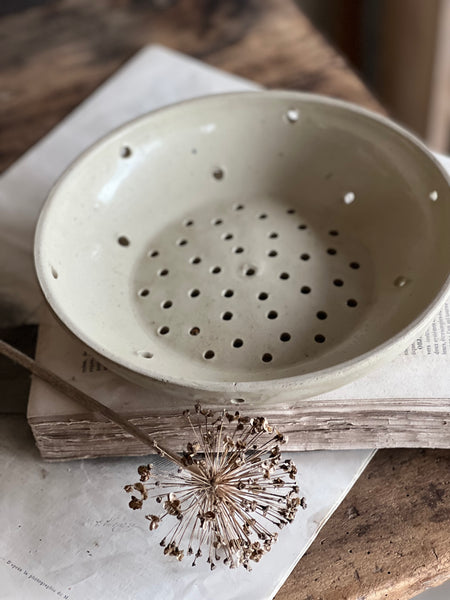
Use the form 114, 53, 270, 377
28, 298, 450, 459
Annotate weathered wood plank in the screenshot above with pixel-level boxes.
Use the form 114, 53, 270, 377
0, 0, 381, 174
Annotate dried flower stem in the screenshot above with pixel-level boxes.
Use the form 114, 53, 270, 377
0, 338, 199, 473
125, 405, 305, 570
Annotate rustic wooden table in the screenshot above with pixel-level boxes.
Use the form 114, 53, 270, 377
1, 1, 449, 598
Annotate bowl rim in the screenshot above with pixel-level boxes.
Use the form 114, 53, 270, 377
34, 90, 450, 395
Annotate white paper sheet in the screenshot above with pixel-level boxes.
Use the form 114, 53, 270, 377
0, 414, 373, 600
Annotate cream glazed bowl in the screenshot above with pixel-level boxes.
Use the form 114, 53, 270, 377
34, 91, 450, 406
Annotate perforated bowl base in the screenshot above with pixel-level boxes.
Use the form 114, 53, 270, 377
132, 195, 373, 380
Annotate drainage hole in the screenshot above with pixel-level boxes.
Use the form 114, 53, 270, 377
316, 311, 328, 320
184, 219, 194, 227
138, 350, 153, 359
343, 191, 356, 205
162, 300, 173, 309
120, 146, 132, 158
233, 338, 243, 348
300, 253, 310, 261
333, 278, 344, 287
258, 213, 268, 220
204, 350, 215, 359
329, 230, 339, 236
211, 266, 222, 274
222, 233, 234, 241
51, 266, 58, 279
286, 208, 296, 214
258, 292, 269, 300
148, 250, 159, 258
347, 298, 358, 307
190, 256, 202, 264
189, 289, 200, 298
245, 267, 256, 276
349, 261, 360, 270
231, 397, 245, 404
223, 289, 234, 298
233, 246, 244, 254
298, 224, 307, 230
285, 109, 299, 123
158, 326, 170, 335
222, 311, 233, 321
279, 272, 290, 280
269, 232, 279, 239
177, 238, 188, 246
267, 250, 278, 257
213, 167, 224, 180
212, 218, 223, 226
190, 327, 200, 336
394, 276, 408, 288
327, 248, 337, 255
280, 332, 291, 342
301, 286, 311, 294
234, 203, 245, 211
138, 288, 150, 297
118, 235, 130, 247
314, 334, 326, 343
262, 352, 273, 363
158, 268, 169, 277
267, 310, 278, 320
429, 191, 438, 201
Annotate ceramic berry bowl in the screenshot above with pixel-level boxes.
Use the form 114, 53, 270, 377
34, 91, 450, 406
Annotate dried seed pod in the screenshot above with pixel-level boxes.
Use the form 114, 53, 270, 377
137, 464, 152, 482
145, 515, 161, 530
128, 496, 143, 510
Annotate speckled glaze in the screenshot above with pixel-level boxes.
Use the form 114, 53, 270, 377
34, 91, 450, 405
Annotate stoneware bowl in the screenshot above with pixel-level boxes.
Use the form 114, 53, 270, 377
34, 91, 450, 406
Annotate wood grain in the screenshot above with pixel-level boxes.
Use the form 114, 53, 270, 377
276, 448, 450, 600
0, 1, 448, 599
0, 0, 381, 174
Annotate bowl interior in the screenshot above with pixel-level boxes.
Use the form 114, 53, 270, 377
35, 92, 450, 388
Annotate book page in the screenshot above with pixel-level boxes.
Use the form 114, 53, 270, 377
405, 301, 449, 357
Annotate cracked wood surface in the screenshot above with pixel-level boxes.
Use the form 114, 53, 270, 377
0, 1, 448, 598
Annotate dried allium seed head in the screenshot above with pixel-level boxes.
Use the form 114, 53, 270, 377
124, 405, 304, 570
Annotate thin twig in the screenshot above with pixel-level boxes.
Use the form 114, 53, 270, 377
0, 338, 196, 473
